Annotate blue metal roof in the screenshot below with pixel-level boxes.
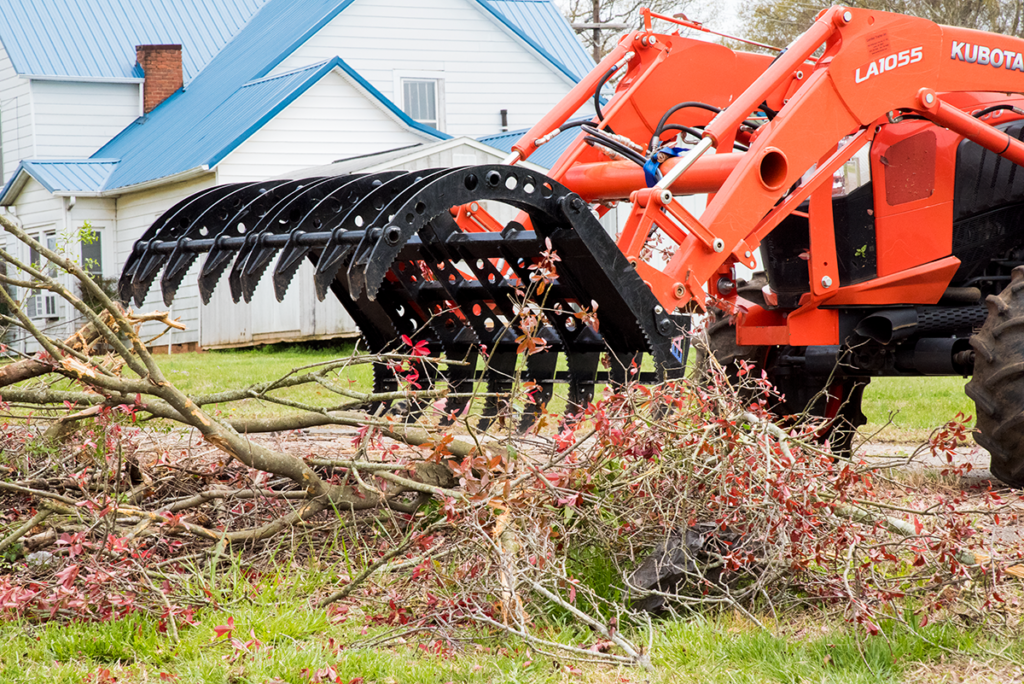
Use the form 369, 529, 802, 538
0, 0, 266, 81
13, 159, 119, 193
92, 0, 375, 191
484, 0, 594, 82
0, 0, 587, 199
478, 125, 582, 169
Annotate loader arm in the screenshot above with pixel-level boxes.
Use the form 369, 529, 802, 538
612, 7, 1024, 322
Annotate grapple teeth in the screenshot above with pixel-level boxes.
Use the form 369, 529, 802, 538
313, 243, 353, 301
272, 241, 308, 302
239, 247, 278, 302
131, 252, 168, 307
357, 169, 461, 301
339, 169, 451, 300
519, 351, 558, 433
118, 247, 144, 304
198, 247, 237, 304
565, 352, 601, 418
476, 351, 518, 432
160, 244, 200, 307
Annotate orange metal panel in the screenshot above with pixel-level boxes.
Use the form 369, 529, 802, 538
823, 256, 961, 306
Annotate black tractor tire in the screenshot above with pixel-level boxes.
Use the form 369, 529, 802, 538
965, 266, 1024, 488
694, 273, 868, 457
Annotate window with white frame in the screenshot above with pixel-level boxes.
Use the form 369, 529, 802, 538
26, 230, 57, 319
400, 77, 444, 130
81, 228, 103, 278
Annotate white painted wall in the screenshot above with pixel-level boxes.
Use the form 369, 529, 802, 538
31, 80, 141, 159
0, 48, 33, 184
4, 180, 122, 352
270, 0, 577, 138
216, 70, 435, 184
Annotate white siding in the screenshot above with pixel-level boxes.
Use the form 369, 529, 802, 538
199, 260, 359, 349
0, 47, 33, 184
115, 174, 218, 347
6, 181, 120, 352
32, 80, 141, 159
270, 0, 576, 138
216, 70, 432, 184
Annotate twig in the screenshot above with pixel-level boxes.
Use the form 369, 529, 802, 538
318, 521, 447, 607
0, 509, 53, 554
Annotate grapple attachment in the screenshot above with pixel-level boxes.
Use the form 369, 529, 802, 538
120, 165, 689, 428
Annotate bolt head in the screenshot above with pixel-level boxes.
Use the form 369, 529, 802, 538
821, 275, 833, 288
660, 189, 673, 204
744, 251, 752, 258
843, 10, 852, 22
924, 92, 935, 105
713, 238, 725, 253
654, 305, 664, 314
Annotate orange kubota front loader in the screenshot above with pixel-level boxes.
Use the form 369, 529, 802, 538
123, 7, 1024, 485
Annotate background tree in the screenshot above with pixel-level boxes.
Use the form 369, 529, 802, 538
740, 0, 1024, 50
557, 0, 721, 61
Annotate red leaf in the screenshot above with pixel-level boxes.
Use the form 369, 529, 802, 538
212, 615, 234, 640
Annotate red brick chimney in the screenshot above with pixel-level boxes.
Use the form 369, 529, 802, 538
136, 44, 183, 114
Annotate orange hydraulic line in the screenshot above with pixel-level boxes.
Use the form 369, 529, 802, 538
561, 153, 743, 201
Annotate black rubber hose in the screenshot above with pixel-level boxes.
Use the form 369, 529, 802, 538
649, 101, 762, 153
581, 124, 648, 167
973, 104, 1022, 118
593, 65, 619, 135
657, 125, 749, 151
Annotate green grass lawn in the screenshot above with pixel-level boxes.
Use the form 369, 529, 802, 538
0, 563, 1014, 684
129, 345, 983, 439
1, 340, 980, 439
149, 342, 374, 419
861, 376, 975, 442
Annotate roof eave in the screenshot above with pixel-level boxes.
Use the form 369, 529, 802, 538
24, 73, 145, 84
0, 166, 36, 206
96, 165, 212, 197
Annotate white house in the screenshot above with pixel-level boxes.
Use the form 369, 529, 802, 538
0, 0, 594, 351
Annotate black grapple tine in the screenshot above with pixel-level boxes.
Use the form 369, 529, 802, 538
123, 183, 255, 306
145, 179, 293, 305
160, 241, 199, 306
225, 178, 327, 303
275, 172, 405, 302
520, 351, 559, 432
565, 352, 601, 419
236, 177, 339, 302
311, 171, 412, 300
345, 169, 454, 299
159, 184, 283, 305
477, 351, 518, 432
235, 175, 380, 303
192, 182, 301, 303
119, 183, 239, 302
